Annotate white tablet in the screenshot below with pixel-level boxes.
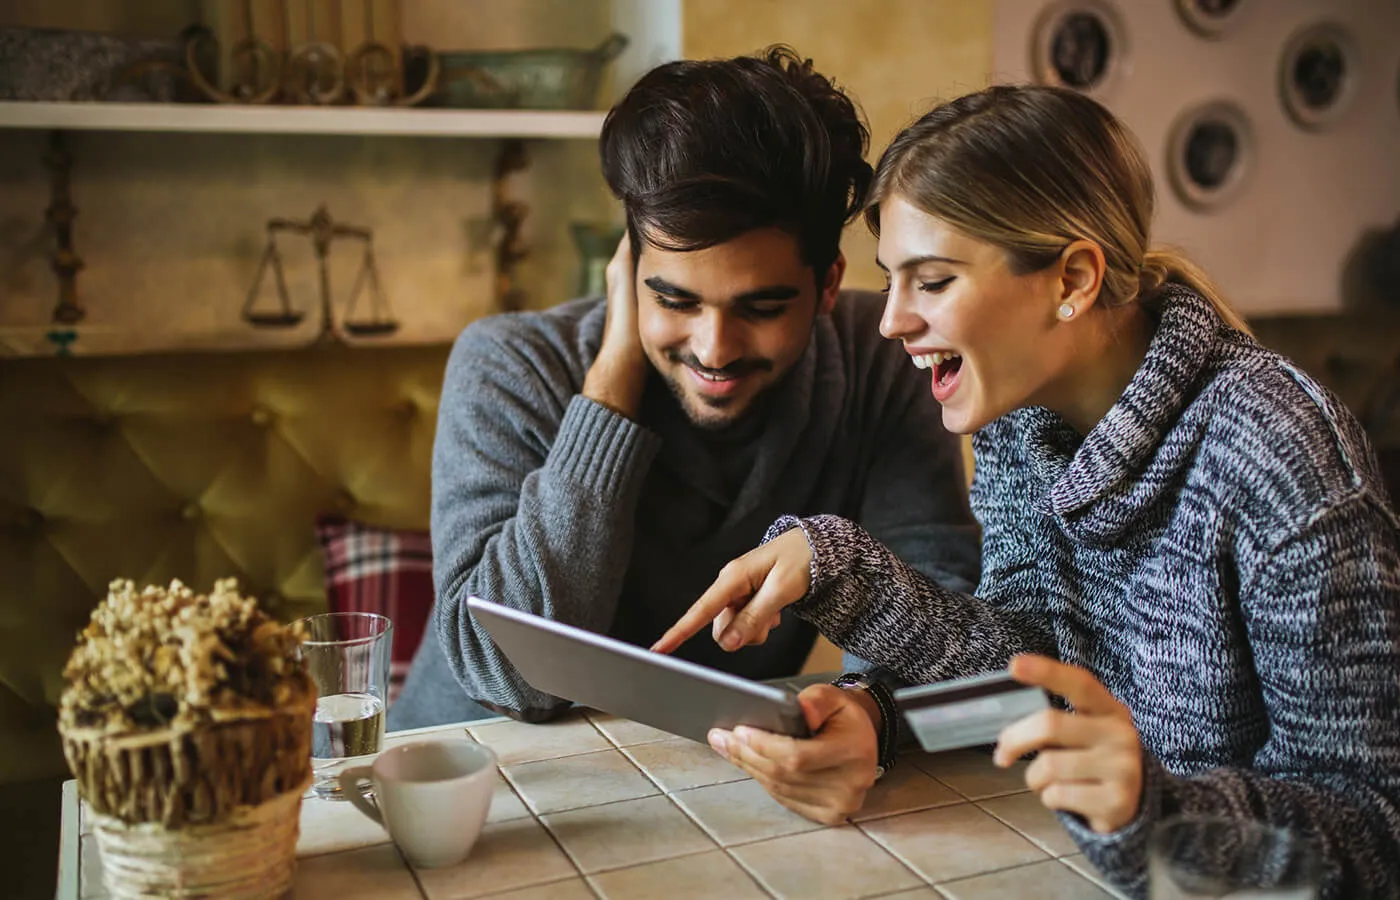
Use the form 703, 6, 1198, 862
467, 596, 811, 743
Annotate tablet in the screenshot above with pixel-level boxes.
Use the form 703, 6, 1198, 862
467, 596, 811, 743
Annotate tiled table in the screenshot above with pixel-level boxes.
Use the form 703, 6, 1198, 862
59, 710, 1130, 899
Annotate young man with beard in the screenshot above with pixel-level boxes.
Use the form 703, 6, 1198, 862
390, 47, 978, 731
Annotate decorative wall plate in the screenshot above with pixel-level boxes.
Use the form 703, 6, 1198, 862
1167, 100, 1256, 211
1280, 22, 1359, 130
1031, 1, 1128, 96
1174, 0, 1247, 39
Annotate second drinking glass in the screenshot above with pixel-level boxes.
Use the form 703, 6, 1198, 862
298, 612, 393, 800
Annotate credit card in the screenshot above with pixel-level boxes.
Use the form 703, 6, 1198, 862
894, 669, 1049, 754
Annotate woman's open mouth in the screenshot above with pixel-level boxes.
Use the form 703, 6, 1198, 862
913, 351, 963, 402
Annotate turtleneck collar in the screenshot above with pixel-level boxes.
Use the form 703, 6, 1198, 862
1014, 285, 1227, 543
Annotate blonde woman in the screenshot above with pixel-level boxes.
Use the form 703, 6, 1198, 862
654, 85, 1400, 898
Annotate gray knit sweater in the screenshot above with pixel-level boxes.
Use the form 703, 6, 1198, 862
775, 286, 1400, 899
391, 292, 980, 728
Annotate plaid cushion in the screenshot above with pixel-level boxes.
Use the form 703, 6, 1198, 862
315, 515, 434, 704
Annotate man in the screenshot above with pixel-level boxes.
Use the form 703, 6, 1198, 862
390, 46, 978, 729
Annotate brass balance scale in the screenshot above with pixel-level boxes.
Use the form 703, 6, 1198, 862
242, 205, 398, 342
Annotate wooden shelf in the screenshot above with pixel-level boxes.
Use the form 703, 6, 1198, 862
0, 101, 607, 139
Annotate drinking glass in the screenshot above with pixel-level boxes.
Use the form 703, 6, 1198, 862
298, 612, 393, 800
1150, 815, 1320, 899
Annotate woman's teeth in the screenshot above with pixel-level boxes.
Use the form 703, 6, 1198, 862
912, 351, 960, 370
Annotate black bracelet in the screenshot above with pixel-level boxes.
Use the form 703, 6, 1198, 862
831, 671, 899, 776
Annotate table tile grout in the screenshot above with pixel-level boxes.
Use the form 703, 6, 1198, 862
473, 873, 597, 899
67, 717, 1121, 900
973, 797, 1078, 859
856, 807, 1055, 890
395, 841, 430, 899
929, 855, 1120, 897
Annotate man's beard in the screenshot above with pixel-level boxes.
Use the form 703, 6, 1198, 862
661, 351, 775, 433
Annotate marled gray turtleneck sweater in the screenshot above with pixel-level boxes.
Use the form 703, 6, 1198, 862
772, 286, 1400, 899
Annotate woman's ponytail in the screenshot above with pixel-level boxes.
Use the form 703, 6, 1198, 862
1142, 248, 1252, 336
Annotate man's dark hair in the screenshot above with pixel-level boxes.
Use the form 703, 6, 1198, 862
600, 46, 872, 279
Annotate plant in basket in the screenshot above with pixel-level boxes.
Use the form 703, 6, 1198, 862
59, 578, 316, 899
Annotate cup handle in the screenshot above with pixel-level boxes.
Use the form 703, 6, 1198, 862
339, 766, 382, 825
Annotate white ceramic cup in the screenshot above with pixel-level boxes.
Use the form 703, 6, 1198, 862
339, 739, 496, 868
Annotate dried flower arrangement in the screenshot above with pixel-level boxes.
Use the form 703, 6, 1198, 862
60, 578, 317, 898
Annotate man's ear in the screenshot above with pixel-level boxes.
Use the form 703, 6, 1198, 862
1057, 240, 1106, 313
818, 252, 846, 315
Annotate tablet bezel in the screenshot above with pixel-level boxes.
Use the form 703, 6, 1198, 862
466, 596, 811, 743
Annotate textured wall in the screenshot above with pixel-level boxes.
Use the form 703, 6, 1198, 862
0, 0, 618, 357
992, 0, 1400, 316
683, 0, 994, 293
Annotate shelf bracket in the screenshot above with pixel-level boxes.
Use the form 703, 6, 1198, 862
44, 129, 85, 324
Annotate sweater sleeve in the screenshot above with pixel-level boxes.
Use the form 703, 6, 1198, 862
1065, 492, 1400, 900
765, 418, 1056, 683
768, 513, 1055, 685
430, 324, 661, 719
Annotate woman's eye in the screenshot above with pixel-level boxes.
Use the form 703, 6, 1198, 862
918, 277, 954, 293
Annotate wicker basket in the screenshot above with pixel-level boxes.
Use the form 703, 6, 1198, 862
88, 775, 309, 899
63, 690, 315, 898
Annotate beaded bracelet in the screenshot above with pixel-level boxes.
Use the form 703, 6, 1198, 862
831, 671, 899, 777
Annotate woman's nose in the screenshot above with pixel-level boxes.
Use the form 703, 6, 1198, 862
879, 288, 922, 340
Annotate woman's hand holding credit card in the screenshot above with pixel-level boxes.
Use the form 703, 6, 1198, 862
992, 654, 1144, 834
900, 655, 1143, 833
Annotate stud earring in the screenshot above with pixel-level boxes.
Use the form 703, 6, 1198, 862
1058, 302, 1075, 320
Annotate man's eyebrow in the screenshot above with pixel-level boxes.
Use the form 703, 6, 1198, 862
643, 276, 699, 300
875, 254, 965, 272
642, 277, 802, 303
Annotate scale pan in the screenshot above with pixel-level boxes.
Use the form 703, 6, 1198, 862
245, 312, 306, 327
344, 321, 399, 337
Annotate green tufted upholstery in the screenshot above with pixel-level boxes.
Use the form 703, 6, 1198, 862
0, 344, 451, 786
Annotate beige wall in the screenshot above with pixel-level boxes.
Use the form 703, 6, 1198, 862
684, 0, 994, 292
0, 1, 617, 357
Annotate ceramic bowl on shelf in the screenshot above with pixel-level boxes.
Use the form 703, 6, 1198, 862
431, 32, 628, 110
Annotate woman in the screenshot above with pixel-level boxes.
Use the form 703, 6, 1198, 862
653, 84, 1400, 898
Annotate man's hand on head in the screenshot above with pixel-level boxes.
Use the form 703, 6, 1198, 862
582, 233, 649, 419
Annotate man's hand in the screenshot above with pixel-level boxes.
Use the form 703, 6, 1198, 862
708, 683, 880, 825
651, 527, 812, 654
582, 233, 648, 419
994, 654, 1144, 834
